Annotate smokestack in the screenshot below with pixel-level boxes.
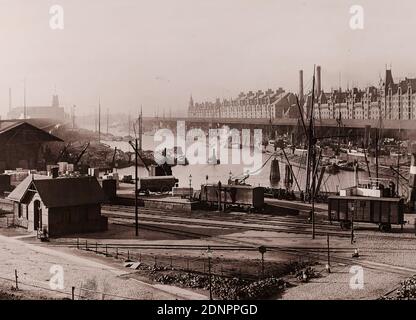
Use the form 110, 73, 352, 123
316, 65, 322, 95
299, 70, 304, 99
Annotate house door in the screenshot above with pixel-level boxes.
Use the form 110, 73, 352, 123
33, 200, 41, 230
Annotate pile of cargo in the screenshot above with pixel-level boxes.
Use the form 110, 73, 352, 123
152, 272, 285, 300
381, 275, 416, 300
293, 266, 321, 282
5, 169, 32, 184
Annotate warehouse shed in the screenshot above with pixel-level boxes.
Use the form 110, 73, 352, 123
0, 120, 63, 170
8, 175, 107, 237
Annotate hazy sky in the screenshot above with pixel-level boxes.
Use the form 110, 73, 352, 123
1, 0, 416, 117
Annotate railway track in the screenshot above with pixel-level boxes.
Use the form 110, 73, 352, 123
103, 204, 416, 240
103, 204, 339, 230
104, 210, 352, 239
99, 204, 416, 278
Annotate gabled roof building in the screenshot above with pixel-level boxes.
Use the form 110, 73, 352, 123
8, 175, 107, 237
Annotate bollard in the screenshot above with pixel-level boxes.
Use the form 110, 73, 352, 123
95, 242, 98, 254
72, 286, 75, 300
128, 250, 130, 260
14, 269, 18, 290
85, 240, 88, 251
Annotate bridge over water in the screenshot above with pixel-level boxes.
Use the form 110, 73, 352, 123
143, 117, 416, 139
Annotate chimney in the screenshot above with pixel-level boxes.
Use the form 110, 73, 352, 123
299, 70, 304, 99
316, 65, 322, 95
51, 167, 59, 178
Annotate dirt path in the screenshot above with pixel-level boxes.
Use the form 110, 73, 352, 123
0, 234, 206, 300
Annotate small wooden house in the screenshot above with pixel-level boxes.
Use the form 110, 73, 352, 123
8, 175, 108, 237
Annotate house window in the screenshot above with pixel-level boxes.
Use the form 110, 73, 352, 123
18, 204, 22, 218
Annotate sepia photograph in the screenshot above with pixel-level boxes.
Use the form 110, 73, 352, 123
0, 0, 415, 313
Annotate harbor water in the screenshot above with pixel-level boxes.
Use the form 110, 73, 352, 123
103, 135, 373, 193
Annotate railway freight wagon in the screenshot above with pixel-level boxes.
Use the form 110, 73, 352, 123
138, 176, 178, 194
328, 195, 404, 232
199, 184, 264, 212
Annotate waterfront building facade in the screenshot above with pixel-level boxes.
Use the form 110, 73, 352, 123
188, 88, 299, 120
313, 69, 416, 121
188, 69, 416, 123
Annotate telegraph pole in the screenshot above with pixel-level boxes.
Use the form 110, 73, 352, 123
106, 108, 109, 135
23, 78, 26, 119
128, 112, 131, 137
375, 128, 378, 180
397, 128, 401, 196
135, 138, 139, 237
139, 106, 143, 151
98, 98, 101, 142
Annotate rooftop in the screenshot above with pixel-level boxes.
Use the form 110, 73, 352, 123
8, 175, 105, 208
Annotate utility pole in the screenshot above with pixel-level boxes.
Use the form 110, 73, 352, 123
106, 108, 109, 135
98, 99, 101, 142
207, 247, 213, 300
139, 106, 143, 151
23, 78, 26, 119
397, 128, 401, 196
258, 246, 267, 279
327, 233, 330, 268
128, 112, 131, 137
135, 138, 139, 237
375, 128, 378, 180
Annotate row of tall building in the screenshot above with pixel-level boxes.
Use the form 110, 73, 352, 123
187, 88, 298, 120
187, 66, 416, 122
313, 69, 416, 121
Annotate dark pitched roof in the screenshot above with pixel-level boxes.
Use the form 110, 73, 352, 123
8, 174, 48, 202
397, 78, 416, 93
318, 92, 328, 104
385, 69, 394, 92
8, 176, 105, 208
0, 121, 63, 145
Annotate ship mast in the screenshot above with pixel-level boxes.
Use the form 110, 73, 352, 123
305, 66, 316, 201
